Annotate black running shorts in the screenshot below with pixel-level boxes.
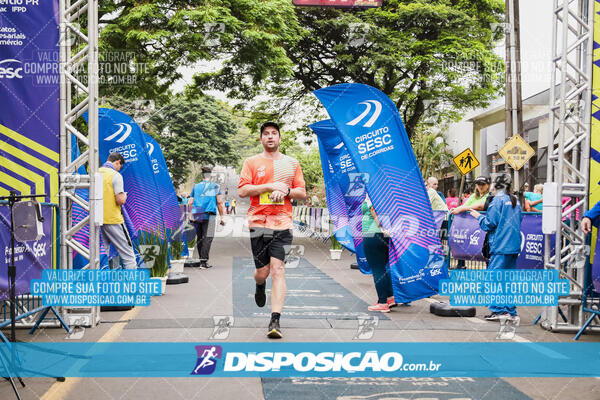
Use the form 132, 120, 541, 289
250, 227, 293, 269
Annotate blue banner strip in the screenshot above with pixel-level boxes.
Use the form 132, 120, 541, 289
0, 342, 598, 377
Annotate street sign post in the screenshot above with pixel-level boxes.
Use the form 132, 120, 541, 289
498, 134, 535, 171
453, 148, 480, 202
453, 148, 480, 175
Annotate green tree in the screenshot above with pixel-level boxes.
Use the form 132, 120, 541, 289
202, 0, 504, 138
411, 130, 455, 180
145, 95, 239, 186
97, 0, 300, 101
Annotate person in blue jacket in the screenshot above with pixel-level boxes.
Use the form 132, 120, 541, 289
581, 201, 600, 234
469, 174, 522, 321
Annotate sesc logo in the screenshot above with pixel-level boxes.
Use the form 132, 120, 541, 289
191, 345, 222, 375
469, 230, 481, 246
104, 123, 132, 143
146, 142, 154, 156
32, 242, 47, 258
0, 59, 23, 79
346, 100, 382, 128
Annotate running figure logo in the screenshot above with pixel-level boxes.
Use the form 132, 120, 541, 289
191, 345, 222, 375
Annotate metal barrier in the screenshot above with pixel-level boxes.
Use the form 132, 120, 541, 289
295, 209, 546, 272
292, 206, 331, 241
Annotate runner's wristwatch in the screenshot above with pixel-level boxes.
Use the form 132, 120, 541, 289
287, 188, 291, 196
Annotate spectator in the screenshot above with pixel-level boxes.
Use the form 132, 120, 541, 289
426, 177, 446, 203
580, 197, 600, 235
524, 184, 543, 212
426, 180, 448, 211
460, 187, 473, 205
362, 195, 396, 313
99, 153, 137, 270
445, 188, 459, 210
470, 174, 522, 322
225, 198, 231, 214
451, 176, 490, 214
188, 166, 226, 269
231, 198, 237, 215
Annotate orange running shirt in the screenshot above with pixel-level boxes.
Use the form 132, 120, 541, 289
238, 154, 305, 229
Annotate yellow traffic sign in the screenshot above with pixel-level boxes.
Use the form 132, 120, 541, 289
453, 148, 479, 175
498, 134, 535, 170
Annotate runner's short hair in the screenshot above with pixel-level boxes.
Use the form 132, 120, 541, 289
107, 152, 125, 165
260, 122, 280, 136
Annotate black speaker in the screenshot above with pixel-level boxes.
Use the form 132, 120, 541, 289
12, 200, 44, 242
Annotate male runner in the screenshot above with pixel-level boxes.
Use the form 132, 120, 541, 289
238, 122, 306, 338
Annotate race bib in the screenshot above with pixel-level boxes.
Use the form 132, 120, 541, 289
260, 191, 284, 205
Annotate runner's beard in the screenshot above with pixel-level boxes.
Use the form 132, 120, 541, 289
264, 142, 279, 152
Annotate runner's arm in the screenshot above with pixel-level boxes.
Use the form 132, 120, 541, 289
288, 162, 307, 200
238, 183, 281, 198
112, 173, 127, 206
288, 186, 307, 200
216, 194, 225, 216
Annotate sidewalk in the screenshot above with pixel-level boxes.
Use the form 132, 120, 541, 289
1, 201, 598, 399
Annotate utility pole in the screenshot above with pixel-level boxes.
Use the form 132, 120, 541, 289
505, 0, 525, 190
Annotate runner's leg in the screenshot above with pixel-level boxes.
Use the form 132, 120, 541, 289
269, 257, 285, 314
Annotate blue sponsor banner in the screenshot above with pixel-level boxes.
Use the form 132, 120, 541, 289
142, 134, 180, 228
449, 213, 555, 268
313, 84, 449, 303
448, 213, 485, 261
83, 109, 165, 236
142, 133, 182, 232
0, 1, 60, 203
311, 119, 369, 273
0, 342, 599, 377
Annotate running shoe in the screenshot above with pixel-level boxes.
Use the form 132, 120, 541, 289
387, 296, 397, 308
267, 319, 283, 339
255, 283, 266, 307
484, 313, 509, 321
199, 261, 213, 269
368, 303, 390, 313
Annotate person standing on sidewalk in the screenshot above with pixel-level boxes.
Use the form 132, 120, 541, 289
362, 195, 396, 313
469, 174, 522, 322
238, 122, 306, 339
99, 153, 137, 269
188, 166, 226, 269
230, 198, 237, 215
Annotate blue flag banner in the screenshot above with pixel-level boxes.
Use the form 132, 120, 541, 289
142, 134, 182, 232
311, 119, 370, 273
313, 83, 449, 303
0, 2, 60, 203
84, 109, 165, 237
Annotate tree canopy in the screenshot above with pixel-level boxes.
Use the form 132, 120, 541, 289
144, 95, 240, 186
97, 0, 300, 101
202, 0, 505, 138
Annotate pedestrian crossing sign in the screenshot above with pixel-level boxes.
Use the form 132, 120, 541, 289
453, 148, 479, 175
498, 134, 535, 170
